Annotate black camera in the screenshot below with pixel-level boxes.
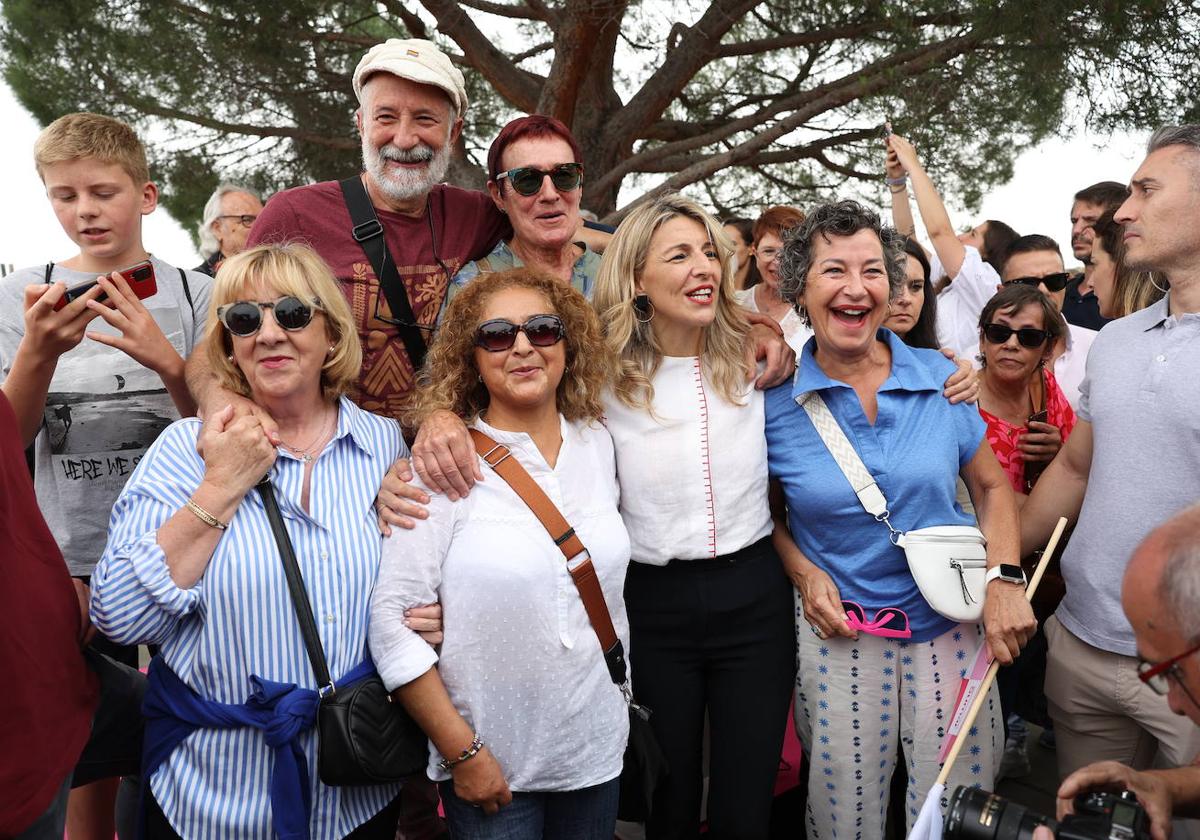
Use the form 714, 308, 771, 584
944, 785, 1150, 840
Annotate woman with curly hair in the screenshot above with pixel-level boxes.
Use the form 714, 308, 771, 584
368, 268, 629, 839
592, 194, 797, 839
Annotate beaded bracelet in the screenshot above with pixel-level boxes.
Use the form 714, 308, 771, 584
885, 175, 908, 186
438, 733, 484, 771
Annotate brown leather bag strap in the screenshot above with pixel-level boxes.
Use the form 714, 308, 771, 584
470, 428, 627, 686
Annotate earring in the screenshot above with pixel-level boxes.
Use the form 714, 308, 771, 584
327, 345, 335, 357
634, 293, 655, 324
226, 354, 234, 363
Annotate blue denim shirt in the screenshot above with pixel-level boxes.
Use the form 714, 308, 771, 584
765, 329, 985, 641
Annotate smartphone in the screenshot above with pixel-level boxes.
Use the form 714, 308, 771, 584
1027, 409, 1049, 426
883, 119, 893, 138
52, 259, 157, 312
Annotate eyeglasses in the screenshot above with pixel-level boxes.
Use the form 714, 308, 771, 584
496, 163, 584, 197
1137, 639, 1200, 695
1003, 272, 1071, 293
473, 314, 566, 352
842, 601, 911, 639
218, 214, 258, 229
981, 323, 1050, 348
217, 296, 320, 337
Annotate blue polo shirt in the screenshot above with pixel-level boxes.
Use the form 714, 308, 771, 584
765, 329, 985, 641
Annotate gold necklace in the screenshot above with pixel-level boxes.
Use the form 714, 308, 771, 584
279, 408, 337, 464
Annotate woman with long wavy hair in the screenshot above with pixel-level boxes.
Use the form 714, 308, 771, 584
591, 195, 796, 840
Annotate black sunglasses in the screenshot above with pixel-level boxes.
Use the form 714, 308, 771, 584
474, 314, 566, 352
217, 296, 320, 337
496, 163, 584, 197
981, 322, 1050, 348
1004, 272, 1071, 293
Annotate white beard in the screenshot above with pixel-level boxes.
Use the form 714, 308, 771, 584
362, 135, 452, 203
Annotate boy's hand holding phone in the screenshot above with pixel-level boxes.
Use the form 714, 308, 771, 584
21, 281, 105, 362
85, 270, 184, 379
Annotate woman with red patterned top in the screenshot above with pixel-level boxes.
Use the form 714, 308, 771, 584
975, 284, 1076, 504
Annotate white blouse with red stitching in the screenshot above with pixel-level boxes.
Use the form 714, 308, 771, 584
603, 355, 772, 565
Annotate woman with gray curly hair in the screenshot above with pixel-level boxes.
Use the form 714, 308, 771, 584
764, 200, 1035, 837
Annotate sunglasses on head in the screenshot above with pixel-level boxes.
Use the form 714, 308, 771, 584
473, 314, 566, 352
496, 163, 584, 197
1004, 272, 1071, 293
217, 296, 320, 337
981, 322, 1050, 348
842, 601, 911, 639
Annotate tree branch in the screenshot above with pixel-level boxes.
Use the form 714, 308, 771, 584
377, 0, 431, 39
590, 36, 978, 198
417, 0, 544, 112
633, 128, 878, 172
609, 32, 987, 219
457, 0, 551, 21
608, 0, 763, 142
715, 12, 967, 57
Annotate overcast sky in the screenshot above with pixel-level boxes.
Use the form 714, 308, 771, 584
0, 81, 1148, 276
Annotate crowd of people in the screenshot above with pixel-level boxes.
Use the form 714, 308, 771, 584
3, 33, 1199, 840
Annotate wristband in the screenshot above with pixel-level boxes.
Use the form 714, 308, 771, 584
888, 185, 907, 194
438, 733, 484, 771
185, 498, 227, 530
885, 175, 908, 186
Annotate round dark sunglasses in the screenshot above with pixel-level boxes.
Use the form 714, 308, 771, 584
474, 314, 566, 352
217, 296, 320, 337
981, 322, 1050, 348
496, 163, 584, 197
1004, 272, 1071, 293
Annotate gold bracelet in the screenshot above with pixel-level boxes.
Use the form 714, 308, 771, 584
185, 498, 227, 530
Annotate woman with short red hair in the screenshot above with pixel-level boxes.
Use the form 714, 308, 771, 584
446, 115, 598, 313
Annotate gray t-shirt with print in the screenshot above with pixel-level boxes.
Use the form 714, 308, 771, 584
1055, 297, 1200, 656
0, 256, 211, 576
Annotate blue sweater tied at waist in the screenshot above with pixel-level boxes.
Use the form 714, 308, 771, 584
142, 655, 375, 840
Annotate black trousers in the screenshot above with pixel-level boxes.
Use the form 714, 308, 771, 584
625, 537, 796, 840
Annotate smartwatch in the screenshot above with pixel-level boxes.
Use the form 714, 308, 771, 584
985, 564, 1027, 586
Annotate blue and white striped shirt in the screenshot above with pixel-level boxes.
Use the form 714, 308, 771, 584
91, 396, 406, 840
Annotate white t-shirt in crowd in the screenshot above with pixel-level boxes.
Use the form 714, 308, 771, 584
602, 355, 773, 565
736, 286, 813, 355
932, 245, 1003, 358
370, 415, 630, 791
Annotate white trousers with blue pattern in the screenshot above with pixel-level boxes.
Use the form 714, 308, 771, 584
794, 604, 1001, 840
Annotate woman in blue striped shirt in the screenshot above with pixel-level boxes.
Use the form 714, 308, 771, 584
91, 243, 407, 840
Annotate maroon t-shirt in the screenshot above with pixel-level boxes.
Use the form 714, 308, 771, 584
248, 180, 507, 420
0, 392, 98, 834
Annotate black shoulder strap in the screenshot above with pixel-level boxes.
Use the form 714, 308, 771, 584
177, 267, 194, 317
338, 176, 427, 370
257, 478, 334, 691
44, 263, 54, 283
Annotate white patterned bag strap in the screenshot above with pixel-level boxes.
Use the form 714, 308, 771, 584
799, 392, 894, 529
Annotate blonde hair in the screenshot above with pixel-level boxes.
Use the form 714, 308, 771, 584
593, 194, 750, 411
407, 269, 612, 427
34, 113, 150, 186
204, 244, 361, 402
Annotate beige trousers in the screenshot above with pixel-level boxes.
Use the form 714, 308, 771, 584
1045, 614, 1200, 837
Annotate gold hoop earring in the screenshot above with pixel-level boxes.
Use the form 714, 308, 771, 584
634, 293, 655, 324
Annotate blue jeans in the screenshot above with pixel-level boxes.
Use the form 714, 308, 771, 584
439, 777, 619, 840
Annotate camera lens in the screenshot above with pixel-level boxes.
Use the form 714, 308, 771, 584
944, 786, 1055, 840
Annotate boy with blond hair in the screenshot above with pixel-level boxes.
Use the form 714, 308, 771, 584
0, 112, 210, 839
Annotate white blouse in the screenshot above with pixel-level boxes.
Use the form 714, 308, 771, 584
736, 286, 813, 355
603, 356, 773, 566
369, 415, 630, 791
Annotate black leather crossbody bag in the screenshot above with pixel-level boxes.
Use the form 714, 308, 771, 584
257, 478, 428, 785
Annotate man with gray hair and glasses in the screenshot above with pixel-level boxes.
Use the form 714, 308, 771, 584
1022, 124, 1200, 827
1034, 504, 1200, 840
193, 183, 263, 276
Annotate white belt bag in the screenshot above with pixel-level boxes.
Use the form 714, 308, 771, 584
800, 392, 986, 623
